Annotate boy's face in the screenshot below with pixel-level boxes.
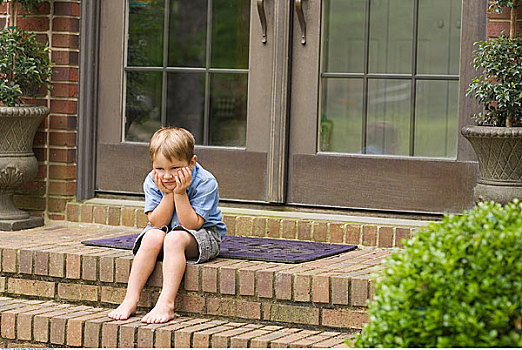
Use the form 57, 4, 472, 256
152, 152, 196, 186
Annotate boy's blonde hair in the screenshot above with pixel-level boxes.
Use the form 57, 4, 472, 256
149, 127, 195, 163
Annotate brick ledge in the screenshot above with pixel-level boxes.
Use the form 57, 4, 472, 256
0, 296, 354, 348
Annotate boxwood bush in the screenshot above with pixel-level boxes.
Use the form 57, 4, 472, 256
355, 201, 522, 347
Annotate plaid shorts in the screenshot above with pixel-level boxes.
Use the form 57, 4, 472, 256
132, 224, 222, 264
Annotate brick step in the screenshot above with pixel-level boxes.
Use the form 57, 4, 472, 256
66, 199, 430, 247
0, 296, 354, 348
0, 222, 391, 331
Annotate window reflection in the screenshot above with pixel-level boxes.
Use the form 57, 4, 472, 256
369, 0, 414, 74
168, 0, 207, 67
125, 0, 250, 146
320, 78, 363, 153
212, 0, 250, 69
128, 0, 164, 67
209, 73, 248, 146
323, 0, 366, 73
166, 73, 205, 144
320, 0, 460, 158
125, 71, 162, 142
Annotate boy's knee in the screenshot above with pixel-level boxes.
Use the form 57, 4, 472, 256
164, 230, 191, 250
141, 228, 165, 248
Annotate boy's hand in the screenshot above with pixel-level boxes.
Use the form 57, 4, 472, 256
173, 167, 192, 195
152, 170, 175, 193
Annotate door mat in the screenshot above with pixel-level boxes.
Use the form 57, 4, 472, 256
82, 234, 357, 263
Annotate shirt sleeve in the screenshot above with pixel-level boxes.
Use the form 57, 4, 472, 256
189, 178, 219, 221
143, 173, 162, 214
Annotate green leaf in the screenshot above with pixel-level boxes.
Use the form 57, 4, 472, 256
355, 201, 522, 348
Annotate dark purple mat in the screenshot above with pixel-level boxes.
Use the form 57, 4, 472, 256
82, 234, 357, 263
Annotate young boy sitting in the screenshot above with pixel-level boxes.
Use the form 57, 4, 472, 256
108, 127, 226, 324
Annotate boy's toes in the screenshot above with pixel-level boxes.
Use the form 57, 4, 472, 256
108, 301, 136, 321
141, 308, 175, 324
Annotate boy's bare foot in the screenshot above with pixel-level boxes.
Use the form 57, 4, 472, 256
108, 299, 137, 320
141, 302, 175, 324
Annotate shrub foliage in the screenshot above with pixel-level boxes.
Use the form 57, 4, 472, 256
0, 29, 52, 106
466, 35, 522, 127
356, 201, 522, 347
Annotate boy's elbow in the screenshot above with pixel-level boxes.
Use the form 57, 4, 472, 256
148, 213, 168, 228
184, 215, 204, 231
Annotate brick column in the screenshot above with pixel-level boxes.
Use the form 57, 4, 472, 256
2, 1, 81, 221
47, 1, 80, 220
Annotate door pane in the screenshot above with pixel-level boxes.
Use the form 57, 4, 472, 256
166, 73, 206, 144
128, 0, 164, 67
418, 0, 461, 75
209, 73, 248, 147
415, 80, 458, 157
320, 78, 364, 153
369, 0, 414, 74
125, 71, 163, 142
212, 0, 250, 69
366, 79, 411, 155
323, 0, 366, 73
168, 0, 207, 67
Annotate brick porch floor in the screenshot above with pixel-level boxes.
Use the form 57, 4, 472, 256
0, 221, 393, 347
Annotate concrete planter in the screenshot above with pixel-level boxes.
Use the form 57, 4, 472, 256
461, 125, 522, 204
0, 105, 49, 230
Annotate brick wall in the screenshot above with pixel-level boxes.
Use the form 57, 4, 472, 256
487, 3, 522, 38
0, 1, 80, 220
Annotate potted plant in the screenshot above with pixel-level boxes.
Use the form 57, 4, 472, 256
462, 0, 522, 204
0, 0, 52, 230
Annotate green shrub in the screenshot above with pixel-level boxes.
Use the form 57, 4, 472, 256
0, 28, 52, 106
466, 35, 522, 127
0, 0, 52, 106
355, 201, 522, 347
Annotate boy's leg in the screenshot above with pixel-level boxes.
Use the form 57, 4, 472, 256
108, 228, 165, 320
141, 230, 198, 324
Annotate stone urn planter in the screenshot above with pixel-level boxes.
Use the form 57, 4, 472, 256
0, 105, 49, 230
461, 125, 522, 204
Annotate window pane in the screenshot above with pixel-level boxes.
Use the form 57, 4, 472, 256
320, 78, 364, 153
125, 71, 163, 142
166, 73, 205, 144
369, 0, 414, 74
209, 73, 247, 147
366, 79, 411, 155
128, 0, 164, 67
418, 0, 461, 75
212, 0, 250, 69
323, 0, 366, 73
168, 0, 207, 67
414, 80, 458, 157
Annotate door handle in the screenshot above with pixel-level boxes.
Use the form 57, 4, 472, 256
257, 0, 267, 44
295, 0, 306, 44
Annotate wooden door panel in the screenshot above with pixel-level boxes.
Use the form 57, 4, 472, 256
97, 143, 267, 200
289, 154, 478, 213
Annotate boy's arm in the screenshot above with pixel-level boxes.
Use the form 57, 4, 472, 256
173, 167, 205, 230
174, 192, 205, 230
146, 170, 175, 227
147, 192, 175, 227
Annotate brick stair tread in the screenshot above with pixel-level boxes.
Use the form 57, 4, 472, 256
0, 296, 354, 348
0, 222, 391, 330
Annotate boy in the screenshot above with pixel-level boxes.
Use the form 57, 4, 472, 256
108, 127, 226, 324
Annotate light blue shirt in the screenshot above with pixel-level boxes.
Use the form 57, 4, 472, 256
143, 162, 227, 237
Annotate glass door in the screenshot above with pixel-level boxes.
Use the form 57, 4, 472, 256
287, 0, 478, 213
96, 0, 278, 201
95, 0, 482, 213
